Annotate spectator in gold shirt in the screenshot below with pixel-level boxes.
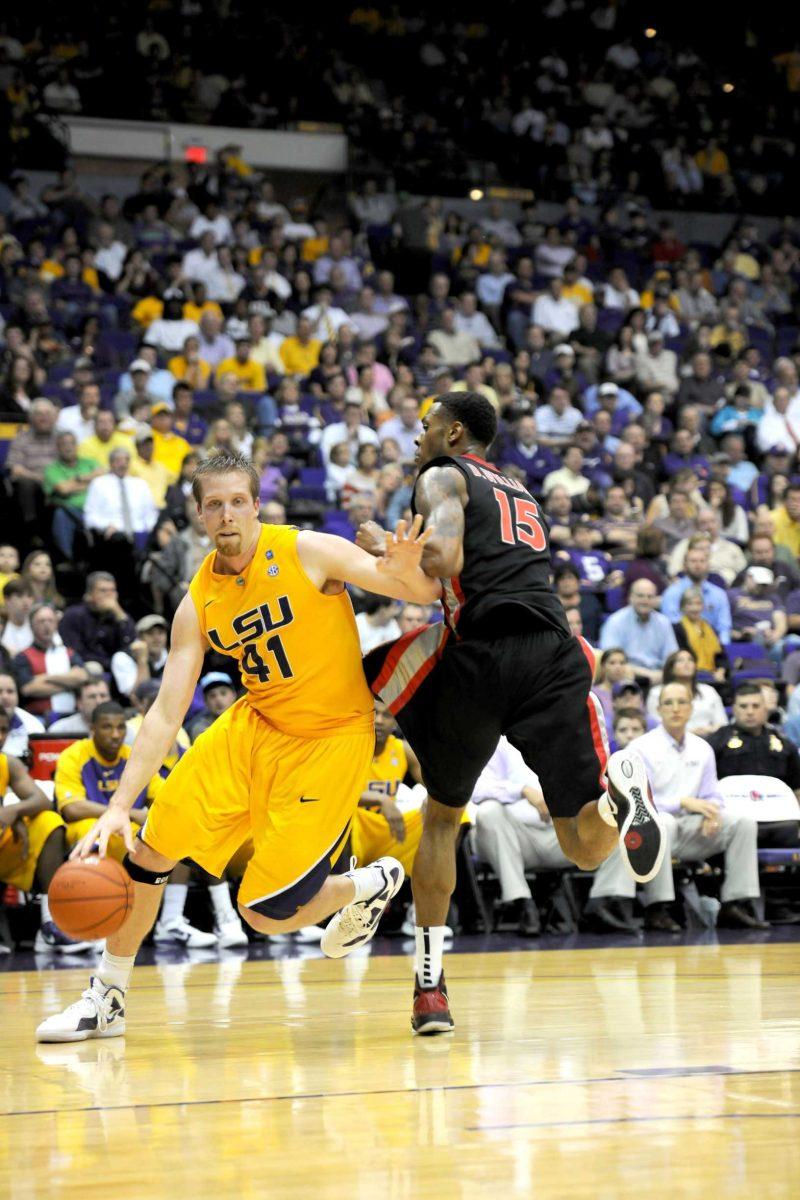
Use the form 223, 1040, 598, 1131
149, 403, 191, 483
279, 314, 322, 377
130, 428, 172, 506
168, 335, 212, 389
214, 336, 267, 392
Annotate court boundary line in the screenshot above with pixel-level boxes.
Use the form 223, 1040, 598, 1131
6, 1066, 799, 1119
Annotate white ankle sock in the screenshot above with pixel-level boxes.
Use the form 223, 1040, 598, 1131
597, 793, 617, 828
159, 883, 187, 926
40, 895, 51, 923
97, 950, 135, 992
415, 926, 446, 989
208, 882, 237, 923
349, 862, 386, 903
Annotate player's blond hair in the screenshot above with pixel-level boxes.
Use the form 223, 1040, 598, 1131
191, 450, 260, 504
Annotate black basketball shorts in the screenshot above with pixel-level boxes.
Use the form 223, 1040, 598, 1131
363, 626, 609, 819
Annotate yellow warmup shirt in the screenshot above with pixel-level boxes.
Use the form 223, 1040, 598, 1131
189, 523, 373, 738
54, 739, 163, 813
0, 754, 11, 850
365, 735, 408, 804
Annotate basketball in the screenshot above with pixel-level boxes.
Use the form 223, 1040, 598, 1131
48, 857, 135, 939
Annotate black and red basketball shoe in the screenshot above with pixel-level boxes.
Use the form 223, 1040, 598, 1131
411, 973, 455, 1035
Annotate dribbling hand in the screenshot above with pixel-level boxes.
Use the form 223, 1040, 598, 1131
69, 807, 137, 861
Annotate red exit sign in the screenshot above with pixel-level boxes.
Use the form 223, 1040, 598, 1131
184, 144, 208, 164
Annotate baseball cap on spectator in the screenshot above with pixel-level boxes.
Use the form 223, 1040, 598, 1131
74, 356, 94, 371
709, 452, 731, 464
201, 671, 234, 693
598, 382, 619, 398
129, 359, 152, 374
553, 343, 575, 358
647, 331, 664, 344
345, 395, 364, 407
746, 566, 774, 586
576, 421, 594, 433
136, 614, 168, 634
767, 445, 791, 456
134, 424, 154, 444
133, 679, 161, 702
612, 681, 643, 699
151, 401, 174, 416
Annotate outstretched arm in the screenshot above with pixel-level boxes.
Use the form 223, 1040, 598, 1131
298, 521, 442, 604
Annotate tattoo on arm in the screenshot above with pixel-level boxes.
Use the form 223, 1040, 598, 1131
414, 466, 467, 577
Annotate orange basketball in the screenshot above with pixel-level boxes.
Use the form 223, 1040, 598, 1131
48, 856, 135, 939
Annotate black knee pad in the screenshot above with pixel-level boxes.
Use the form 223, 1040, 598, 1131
122, 854, 174, 886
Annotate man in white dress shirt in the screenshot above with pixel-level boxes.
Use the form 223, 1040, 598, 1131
301, 285, 353, 342
532, 276, 580, 337
319, 397, 380, 465
453, 292, 501, 349
472, 737, 570, 936
83, 447, 159, 546
590, 681, 768, 930
756, 387, 800, 456
181, 231, 218, 286
56, 382, 101, 443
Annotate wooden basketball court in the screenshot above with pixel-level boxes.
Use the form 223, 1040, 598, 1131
3, 942, 799, 1198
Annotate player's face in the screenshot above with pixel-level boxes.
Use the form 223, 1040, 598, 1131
197, 472, 260, 558
415, 404, 453, 467
92, 715, 127, 760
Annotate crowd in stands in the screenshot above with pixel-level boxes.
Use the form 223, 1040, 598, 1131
1, 5, 799, 209
1, 133, 800, 949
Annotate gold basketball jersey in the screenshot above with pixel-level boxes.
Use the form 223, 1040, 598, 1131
189, 524, 373, 737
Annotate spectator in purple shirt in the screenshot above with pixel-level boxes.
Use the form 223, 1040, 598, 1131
662, 428, 710, 480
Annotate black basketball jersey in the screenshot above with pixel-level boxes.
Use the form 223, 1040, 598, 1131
412, 452, 570, 638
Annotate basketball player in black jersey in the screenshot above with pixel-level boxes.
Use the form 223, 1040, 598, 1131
356, 392, 664, 1034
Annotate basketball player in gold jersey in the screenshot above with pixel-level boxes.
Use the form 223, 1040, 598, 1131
37, 451, 441, 1042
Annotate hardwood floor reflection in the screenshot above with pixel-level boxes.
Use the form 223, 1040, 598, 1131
3, 944, 799, 1199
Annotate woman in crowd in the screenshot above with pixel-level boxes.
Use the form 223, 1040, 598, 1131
252, 436, 288, 506
592, 646, 634, 731
307, 342, 343, 396
605, 324, 637, 386
342, 442, 381, 502
672, 587, 727, 677
0, 355, 38, 419
705, 478, 749, 544
622, 526, 669, 596
21, 551, 63, 606
163, 451, 200, 530
647, 647, 727, 737
203, 418, 236, 457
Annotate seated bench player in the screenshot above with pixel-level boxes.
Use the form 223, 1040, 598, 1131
0, 707, 93, 954
56, 700, 231, 948
351, 699, 424, 874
